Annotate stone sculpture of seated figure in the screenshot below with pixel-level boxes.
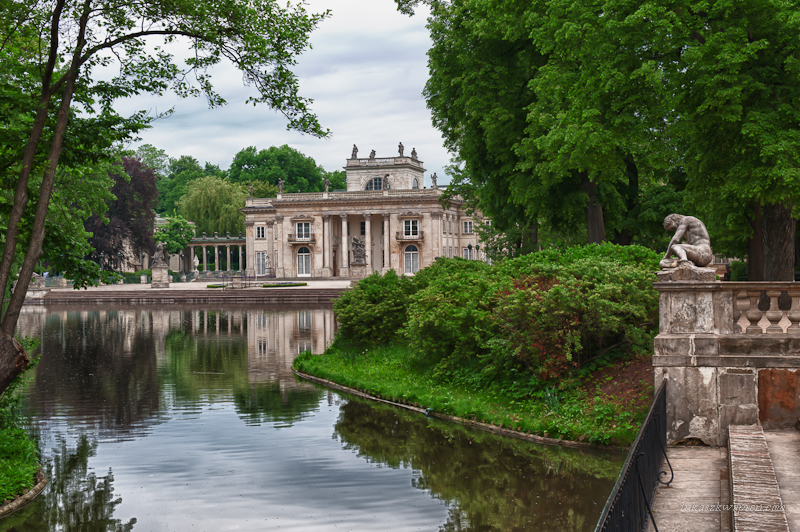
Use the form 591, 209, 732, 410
661, 213, 713, 269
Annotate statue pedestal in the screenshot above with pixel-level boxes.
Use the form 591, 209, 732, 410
350, 262, 367, 280
151, 266, 170, 288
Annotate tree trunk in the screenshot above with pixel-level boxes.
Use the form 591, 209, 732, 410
748, 202, 764, 281
762, 202, 795, 281
580, 173, 606, 244
612, 157, 639, 246
0, 334, 28, 395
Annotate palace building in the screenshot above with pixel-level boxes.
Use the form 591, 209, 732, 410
240, 145, 483, 278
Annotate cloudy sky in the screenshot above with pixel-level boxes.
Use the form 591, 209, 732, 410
114, 0, 451, 187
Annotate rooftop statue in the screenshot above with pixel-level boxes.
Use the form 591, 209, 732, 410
324, 177, 330, 192
398, 142, 404, 157
369, 150, 376, 158
411, 147, 417, 160
248, 185, 253, 198
661, 214, 713, 269
351, 144, 358, 158
431, 172, 438, 189
278, 178, 285, 193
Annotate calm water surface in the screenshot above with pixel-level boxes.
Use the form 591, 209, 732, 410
3, 305, 624, 531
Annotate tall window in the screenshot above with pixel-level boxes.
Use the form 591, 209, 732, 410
463, 221, 473, 234
365, 177, 384, 190
463, 247, 474, 260
296, 222, 310, 239
360, 221, 366, 235
256, 226, 265, 239
404, 245, 419, 274
404, 219, 419, 237
256, 252, 267, 275
297, 246, 311, 276
298, 310, 312, 331
412, 178, 419, 189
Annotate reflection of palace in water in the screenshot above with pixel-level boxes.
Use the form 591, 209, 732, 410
18, 305, 336, 389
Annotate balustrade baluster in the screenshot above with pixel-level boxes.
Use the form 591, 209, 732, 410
787, 289, 800, 334
746, 291, 764, 334
766, 290, 785, 334
735, 290, 751, 333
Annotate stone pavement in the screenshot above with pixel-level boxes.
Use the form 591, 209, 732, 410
764, 430, 800, 532
648, 446, 731, 532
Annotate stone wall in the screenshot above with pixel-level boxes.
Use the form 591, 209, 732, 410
655, 280, 800, 445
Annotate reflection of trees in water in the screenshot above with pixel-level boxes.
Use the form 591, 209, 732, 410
25, 311, 159, 438
0, 436, 136, 532
162, 330, 324, 425
161, 330, 250, 401
233, 382, 323, 426
333, 399, 623, 532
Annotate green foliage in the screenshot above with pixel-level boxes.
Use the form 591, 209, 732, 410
334, 270, 415, 347
228, 145, 332, 193
730, 261, 748, 281
177, 175, 248, 235
0, 336, 41, 503
333, 245, 659, 391
156, 214, 195, 254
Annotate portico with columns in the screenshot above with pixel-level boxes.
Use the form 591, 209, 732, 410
242, 147, 484, 279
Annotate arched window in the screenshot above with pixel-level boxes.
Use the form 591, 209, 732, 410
412, 178, 419, 189
365, 177, 389, 190
404, 244, 419, 274
297, 246, 311, 276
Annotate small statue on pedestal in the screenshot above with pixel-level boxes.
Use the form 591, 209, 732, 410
431, 172, 438, 189
152, 242, 168, 268
661, 214, 713, 269
278, 178, 285, 193
324, 177, 330, 192
398, 142, 404, 157
351, 144, 358, 158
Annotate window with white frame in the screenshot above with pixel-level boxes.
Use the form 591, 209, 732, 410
404, 219, 419, 237
256, 252, 268, 275
463, 221, 473, 234
404, 245, 419, 274
463, 247, 474, 260
256, 226, 265, 239
365, 177, 385, 190
298, 310, 311, 331
296, 222, 310, 239
297, 247, 311, 276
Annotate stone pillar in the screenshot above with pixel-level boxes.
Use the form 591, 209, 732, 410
364, 213, 372, 274
227, 245, 231, 272
322, 214, 332, 277
239, 245, 244, 272
383, 213, 390, 273
275, 216, 285, 278
339, 214, 349, 277
456, 215, 462, 257
245, 222, 255, 276
189, 246, 195, 271
266, 221, 274, 274
203, 245, 208, 272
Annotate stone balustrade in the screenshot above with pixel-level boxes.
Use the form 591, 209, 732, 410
655, 279, 800, 446
395, 231, 424, 242
287, 233, 316, 244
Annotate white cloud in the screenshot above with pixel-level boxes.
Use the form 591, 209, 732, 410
116, 0, 452, 187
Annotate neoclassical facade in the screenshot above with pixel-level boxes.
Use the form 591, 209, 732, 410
242, 148, 483, 278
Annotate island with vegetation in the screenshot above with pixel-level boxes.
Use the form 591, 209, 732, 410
295, 243, 661, 446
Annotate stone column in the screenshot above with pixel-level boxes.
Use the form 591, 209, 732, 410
266, 221, 274, 274
226, 245, 231, 272
322, 214, 332, 277
275, 216, 285, 278
203, 245, 208, 272
189, 246, 195, 271
456, 215, 462, 257
364, 213, 372, 273
339, 214, 349, 277
245, 222, 255, 276
383, 213, 391, 273
239, 245, 243, 272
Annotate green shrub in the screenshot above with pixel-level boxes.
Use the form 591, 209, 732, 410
729, 261, 747, 281
334, 270, 414, 347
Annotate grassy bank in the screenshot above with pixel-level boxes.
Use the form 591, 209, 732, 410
0, 338, 40, 504
294, 340, 653, 446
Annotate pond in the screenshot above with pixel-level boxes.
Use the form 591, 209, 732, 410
3, 305, 624, 531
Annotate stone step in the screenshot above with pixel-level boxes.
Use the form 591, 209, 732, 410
729, 424, 790, 531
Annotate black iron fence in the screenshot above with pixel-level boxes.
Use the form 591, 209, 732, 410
594, 379, 672, 532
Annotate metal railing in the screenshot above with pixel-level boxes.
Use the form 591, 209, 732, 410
594, 379, 672, 532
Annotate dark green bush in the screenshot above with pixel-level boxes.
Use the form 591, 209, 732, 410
334, 270, 414, 347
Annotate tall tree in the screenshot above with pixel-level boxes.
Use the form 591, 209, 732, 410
177, 176, 247, 235
228, 145, 327, 193
84, 157, 159, 269
0, 0, 329, 393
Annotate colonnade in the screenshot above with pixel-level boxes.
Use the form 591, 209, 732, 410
188, 243, 246, 272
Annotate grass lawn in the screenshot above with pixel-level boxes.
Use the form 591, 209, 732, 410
0, 425, 39, 503
294, 341, 653, 446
